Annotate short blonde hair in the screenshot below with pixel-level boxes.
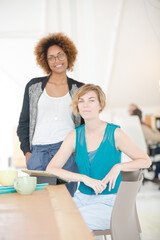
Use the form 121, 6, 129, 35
72, 84, 106, 116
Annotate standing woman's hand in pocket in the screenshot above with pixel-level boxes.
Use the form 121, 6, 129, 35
25, 152, 32, 165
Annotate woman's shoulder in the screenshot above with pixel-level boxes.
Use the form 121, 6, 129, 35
26, 76, 48, 88
67, 77, 84, 88
75, 124, 85, 131
75, 124, 85, 137
107, 122, 121, 130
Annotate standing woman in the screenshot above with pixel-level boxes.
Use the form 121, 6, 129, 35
17, 33, 84, 196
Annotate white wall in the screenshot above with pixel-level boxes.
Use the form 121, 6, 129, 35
107, 0, 160, 108
0, 0, 160, 167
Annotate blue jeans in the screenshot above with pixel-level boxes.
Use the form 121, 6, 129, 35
27, 142, 78, 196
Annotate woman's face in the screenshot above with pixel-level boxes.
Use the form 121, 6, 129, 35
47, 45, 68, 74
78, 91, 101, 120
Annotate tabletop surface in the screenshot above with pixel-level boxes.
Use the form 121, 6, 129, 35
0, 185, 95, 240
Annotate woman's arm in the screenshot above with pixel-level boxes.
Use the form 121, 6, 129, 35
102, 128, 151, 191
17, 83, 30, 155
115, 128, 151, 170
46, 129, 106, 195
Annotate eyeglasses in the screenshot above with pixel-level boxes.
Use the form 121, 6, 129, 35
47, 53, 66, 63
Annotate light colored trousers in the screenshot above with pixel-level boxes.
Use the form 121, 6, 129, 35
73, 191, 116, 231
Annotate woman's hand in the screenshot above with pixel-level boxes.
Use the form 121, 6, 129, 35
25, 152, 32, 165
102, 164, 121, 191
83, 176, 107, 195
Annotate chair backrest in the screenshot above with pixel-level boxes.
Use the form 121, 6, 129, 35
121, 169, 143, 182
110, 170, 143, 240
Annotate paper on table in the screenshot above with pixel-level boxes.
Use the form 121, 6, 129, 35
21, 169, 69, 183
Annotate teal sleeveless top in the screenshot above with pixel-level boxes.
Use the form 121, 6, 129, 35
75, 123, 122, 195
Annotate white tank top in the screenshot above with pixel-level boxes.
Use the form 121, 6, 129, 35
32, 89, 74, 145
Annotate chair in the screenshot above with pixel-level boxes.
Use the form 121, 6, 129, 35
144, 143, 160, 186
93, 170, 143, 240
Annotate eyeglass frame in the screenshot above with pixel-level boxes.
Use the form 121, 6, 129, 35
47, 52, 66, 63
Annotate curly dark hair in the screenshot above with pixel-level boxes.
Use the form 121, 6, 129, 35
34, 32, 78, 74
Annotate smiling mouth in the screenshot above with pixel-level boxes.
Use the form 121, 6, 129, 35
54, 64, 63, 68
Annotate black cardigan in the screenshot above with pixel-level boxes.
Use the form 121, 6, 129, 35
17, 76, 84, 155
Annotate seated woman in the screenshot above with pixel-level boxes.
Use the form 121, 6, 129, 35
46, 84, 151, 231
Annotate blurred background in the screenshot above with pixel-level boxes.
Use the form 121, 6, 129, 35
0, 0, 160, 239
0, 0, 159, 168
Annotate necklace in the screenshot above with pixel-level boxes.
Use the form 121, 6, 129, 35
44, 88, 59, 121
53, 98, 59, 121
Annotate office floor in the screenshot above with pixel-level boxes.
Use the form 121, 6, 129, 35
96, 171, 160, 240
137, 172, 160, 240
